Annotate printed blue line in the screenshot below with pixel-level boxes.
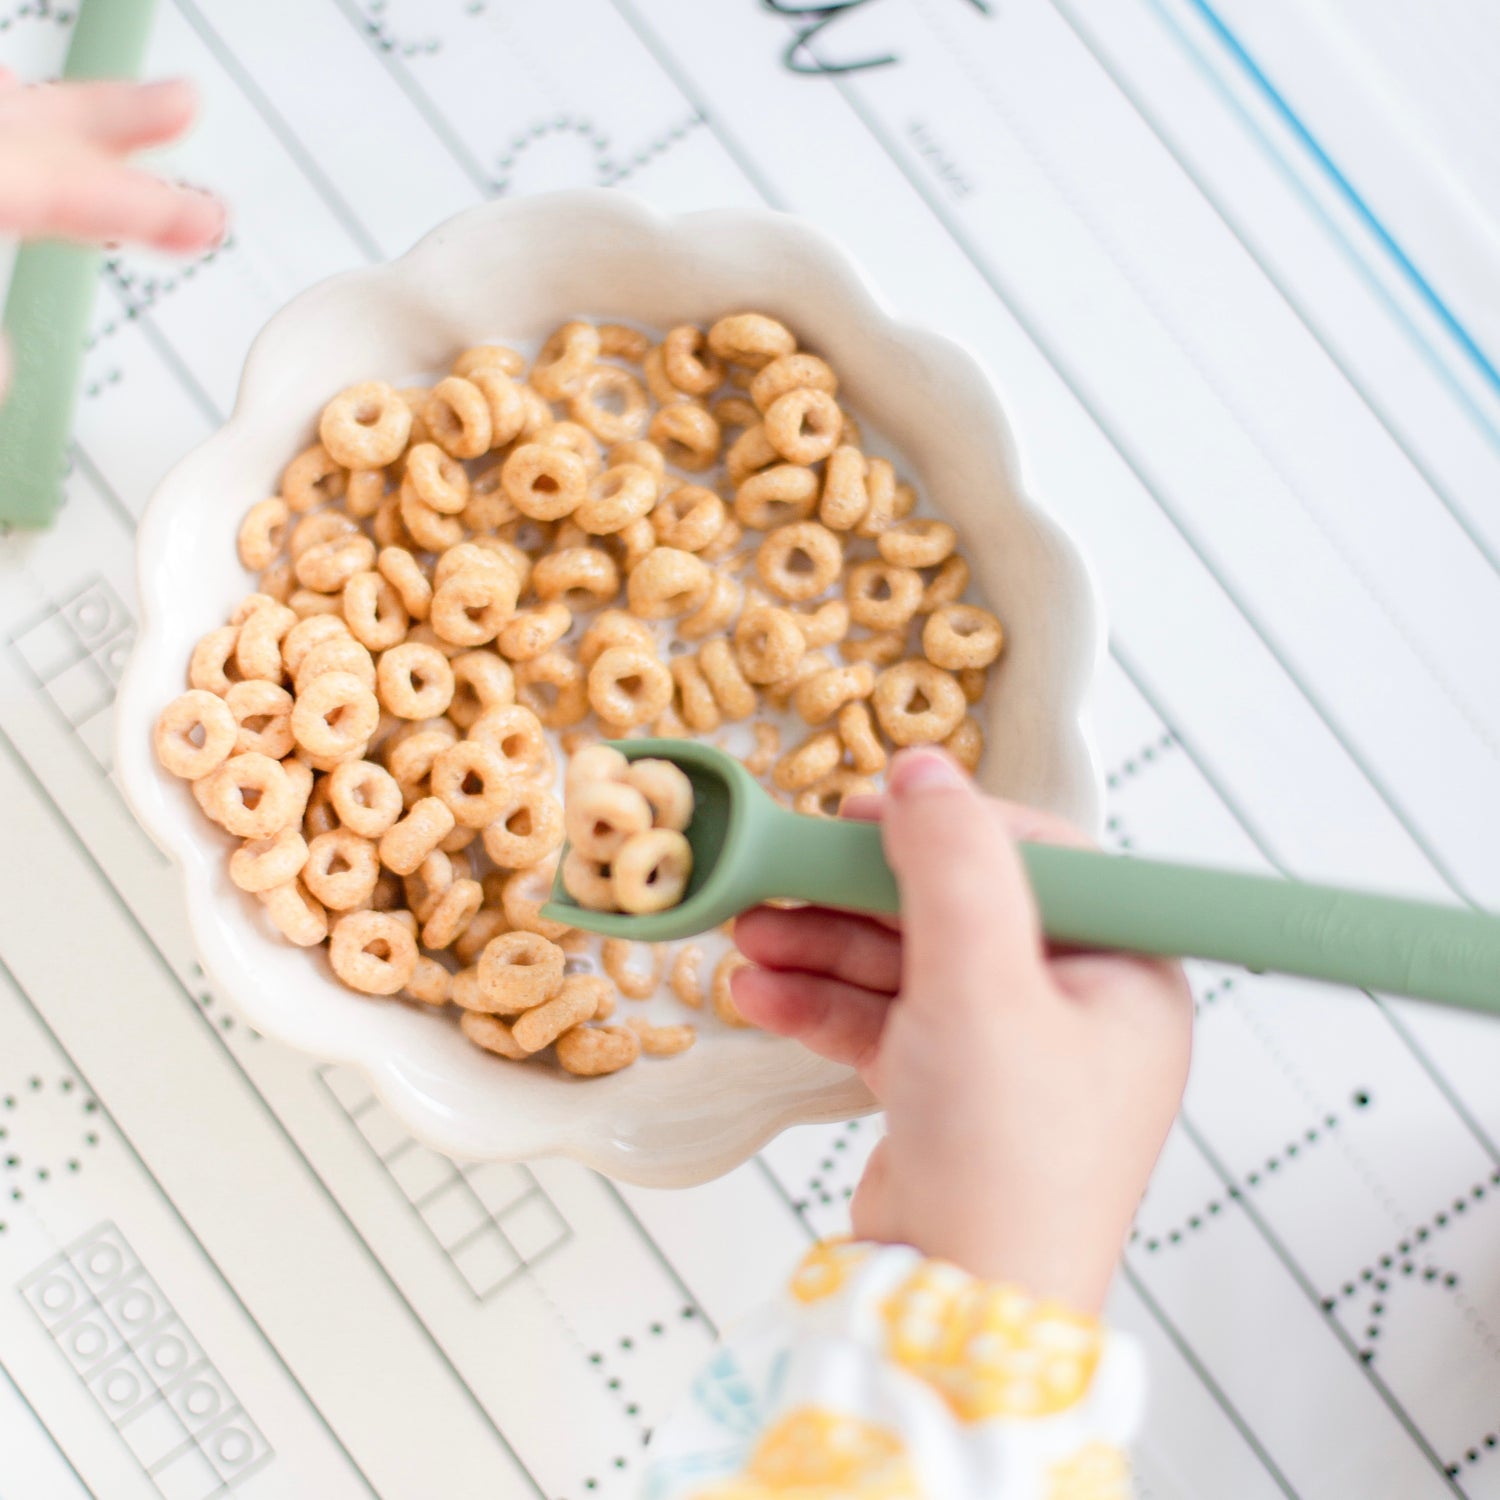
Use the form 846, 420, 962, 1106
1184, 0, 1500, 402
1140, 0, 1500, 460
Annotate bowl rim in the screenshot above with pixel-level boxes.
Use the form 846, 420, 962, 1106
114, 188, 1107, 1183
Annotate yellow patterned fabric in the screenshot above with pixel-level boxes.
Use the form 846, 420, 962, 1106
788, 1239, 870, 1304
881, 1262, 1103, 1421
693, 1408, 920, 1499
1045, 1442, 1130, 1500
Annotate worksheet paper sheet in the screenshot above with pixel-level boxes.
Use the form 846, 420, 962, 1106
3, 2, 1500, 1496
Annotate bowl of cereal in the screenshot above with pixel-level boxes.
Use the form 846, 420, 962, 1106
116, 190, 1104, 1187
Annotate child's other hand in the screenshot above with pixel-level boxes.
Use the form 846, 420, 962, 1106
0, 72, 224, 252
732, 748, 1193, 1314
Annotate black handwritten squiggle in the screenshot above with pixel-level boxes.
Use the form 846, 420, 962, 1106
762, 0, 992, 78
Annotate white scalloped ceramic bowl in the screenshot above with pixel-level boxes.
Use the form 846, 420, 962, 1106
116, 191, 1104, 1187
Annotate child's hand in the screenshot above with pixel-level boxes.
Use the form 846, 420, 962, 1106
0, 71, 224, 251
732, 748, 1193, 1314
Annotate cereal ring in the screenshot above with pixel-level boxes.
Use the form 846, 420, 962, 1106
531, 320, 601, 400
430, 567, 519, 647
765, 650, 832, 711
459, 1010, 528, 1060
587, 645, 672, 727
154, 690, 237, 779
476, 930, 566, 1014
531, 547, 620, 610
293, 634, 374, 694
561, 848, 617, 911
433, 541, 518, 590
501, 440, 590, 523
461, 462, 521, 533
262, 879, 328, 946
627, 547, 711, 619
945, 715, 984, 772
733, 605, 804, 686
303, 828, 380, 910
342, 571, 409, 652
707, 313, 795, 369
568, 364, 649, 444
319, 381, 412, 469
405, 956, 452, 1005
819, 445, 869, 531
385, 724, 456, 791
515, 384, 553, 440
920, 554, 972, 613
602, 938, 663, 1000
403, 442, 470, 514
711, 394, 760, 436
879, 518, 956, 569
290, 589, 345, 619
742, 721, 781, 778
841, 630, 907, 667
281, 444, 348, 514
698, 639, 757, 720
424, 376, 492, 460
453, 344, 526, 379
578, 610, 653, 670
750, 352, 837, 412
330, 910, 418, 994
482, 784, 564, 869
399, 487, 465, 551
421, 877, 483, 949
229, 824, 308, 894
616, 758, 690, 833
378, 796, 456, 876
372, 494, 414, 551
923, 604, 1003, 670
202, 752, 296, 838
958, 667, 987, 704
599, 323, 651, 362
431, 739, 514, 828
756, 522, 843, 602
873, 660, 967, 745
512, 976, 603, 1053
661, 325, 725, 396
670, 654, 720, 733
565, 779, 653, 861
576, 463, 656, 535
327, 760, 403, 838
612, 829, 693, 914
642, 344, 695, 406
226, 680, 295, 758
513, 650, 589, 729
455, 906, 510, 967
649, 403, 720, 472
794, 769, 877, 818
725, 423, 778, 485
229, 591, 282, 625
493, 602, 570, 664
795, 599, 850, 650
258, 560, 294, 604
712, 952, 755, 1027
763, 388, 841, 465
238, 497, 289, 570
469, 367, 528, 448
501, 859, 572, 942
627, 1017, 696, 1057
470, 704, 553, 780
537, 420, 603, 476
566, 742, 628, 790
447, 650, 515, 728
555, 1024, 640, 1076
791, 661, 874, 725
772, 730, 843, 792
845, 560, 923, 631
651, 484, 724, 551
292, 671, 380, 759
608, 438, 665, 481
734, 464, 819, 529
670, 945, 705, 1008
377, 642, 455, 719
404, 850, 455, 922
855, 457, 897, 538
837, 699, 887, 774
677, 572, 743, 642
235, 601, 296, 682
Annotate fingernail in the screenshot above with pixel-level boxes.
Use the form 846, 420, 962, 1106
889, 747, 969, 796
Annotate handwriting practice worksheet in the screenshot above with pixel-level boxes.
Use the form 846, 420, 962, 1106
2, 3, 1500, 1496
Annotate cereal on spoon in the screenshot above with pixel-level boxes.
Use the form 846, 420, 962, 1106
153, 313, 1004, 1078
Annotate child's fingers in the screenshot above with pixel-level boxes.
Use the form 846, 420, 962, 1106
881, 748, 1044, 1012
734, 905, 901, 995
730, 965, 888, 1074
6, 78, 198, 151
28, 165, 225, 252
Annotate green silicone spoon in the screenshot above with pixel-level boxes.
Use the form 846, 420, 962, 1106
0, 0, 159, 527
543, 738, 1500, 1016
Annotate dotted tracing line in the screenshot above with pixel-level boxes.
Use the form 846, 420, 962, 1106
792, 1117, 866, 1215
0, 1076, 102, 1218
1104, 729, 1176, 792
493, 112, 704, 196
90, 239, 236, 353
601, 115, 705, 187
357, 0, 441, 60
0, 1, 73, 34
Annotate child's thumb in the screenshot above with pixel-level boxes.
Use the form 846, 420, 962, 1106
880, 748, 1043, 1010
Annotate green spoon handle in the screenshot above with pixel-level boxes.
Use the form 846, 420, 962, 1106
758, 813, 1500, 1014
0, 0, 159, 527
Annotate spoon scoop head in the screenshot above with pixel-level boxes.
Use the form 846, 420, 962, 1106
542, 738, 766, 941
